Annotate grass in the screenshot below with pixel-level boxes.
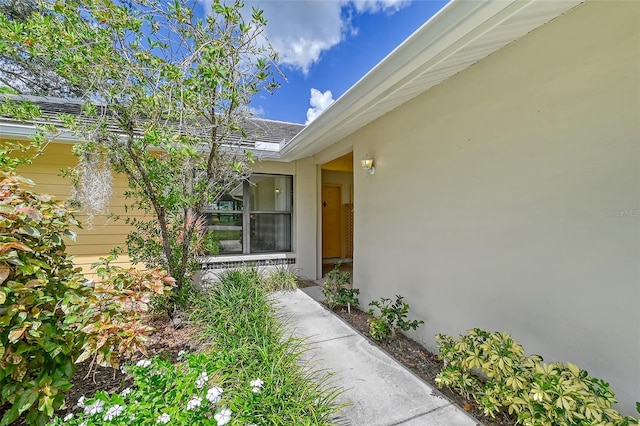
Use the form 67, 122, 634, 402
190, 268, 344, 424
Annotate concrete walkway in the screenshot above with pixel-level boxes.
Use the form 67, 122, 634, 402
272, 289, 482, 426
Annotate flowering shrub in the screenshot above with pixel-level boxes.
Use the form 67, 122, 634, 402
435, 328, 640, 426
50, 355, 234, 425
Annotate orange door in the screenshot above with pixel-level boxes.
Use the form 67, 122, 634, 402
322, 185, 342, 258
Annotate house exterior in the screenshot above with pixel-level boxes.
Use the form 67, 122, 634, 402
1, 0, 638, 414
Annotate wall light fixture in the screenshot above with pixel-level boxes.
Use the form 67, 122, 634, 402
361, 154, 375, 175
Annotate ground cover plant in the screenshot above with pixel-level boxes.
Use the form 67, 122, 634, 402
190, 269, 344, 424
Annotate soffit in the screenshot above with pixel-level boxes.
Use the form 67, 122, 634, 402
281, 0, 585, 161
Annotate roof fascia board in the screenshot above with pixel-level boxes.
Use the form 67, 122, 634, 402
0, 122, 78, 143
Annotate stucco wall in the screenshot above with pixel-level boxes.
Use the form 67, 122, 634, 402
294, 157, 319, 279
324, 1, 638, 414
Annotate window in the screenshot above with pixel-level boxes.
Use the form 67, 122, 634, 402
205, 174, 292, 255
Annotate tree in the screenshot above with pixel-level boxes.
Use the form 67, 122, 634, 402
0, 0, 280, 312
0, 0, 84, 97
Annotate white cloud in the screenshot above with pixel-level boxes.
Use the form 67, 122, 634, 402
243, 0, 411, 75
305, 88, 335, 125
350, 0, 411, 14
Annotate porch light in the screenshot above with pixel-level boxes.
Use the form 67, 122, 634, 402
361, 155, 375, 175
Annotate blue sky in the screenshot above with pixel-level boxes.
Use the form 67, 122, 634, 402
200, 0, 448, 124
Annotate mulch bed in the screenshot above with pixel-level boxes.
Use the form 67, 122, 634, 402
321, 301, 516, 426
3, 315, 205, 425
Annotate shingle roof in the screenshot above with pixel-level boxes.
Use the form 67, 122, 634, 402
1, 94, 304, 154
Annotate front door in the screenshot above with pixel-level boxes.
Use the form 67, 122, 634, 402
322, 184, 342, 259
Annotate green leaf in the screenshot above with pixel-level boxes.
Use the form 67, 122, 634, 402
64, 229, 77, 242
18, 226, 41, 237
16, 387, 39, 415
0, 404, 20, 426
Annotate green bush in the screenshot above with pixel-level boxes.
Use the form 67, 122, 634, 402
435, 328, 639, 426
367, 295, 424, 341
0, 170, 88, 426
78, 256, 175, 369
0, 170, 176, 426
262, 265, 299, 292
322, 263, 359, 313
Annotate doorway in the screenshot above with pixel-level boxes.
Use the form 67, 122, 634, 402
320, 152, 354, 279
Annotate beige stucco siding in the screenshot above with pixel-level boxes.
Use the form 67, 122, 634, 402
312, 0, 638, 414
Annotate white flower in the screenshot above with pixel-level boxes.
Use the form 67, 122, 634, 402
250, 378, 264, 393
136, 359, 152, 368
120, 365, 128, 375
63, 413, 74, 421
214, 407, 232, 425
177, 350, 188, 359
121, 387, 132, 397
76, 396, 86, 408
103, 404, 124, 421
85, 399, 105, 416
156, 413, 171, 424
195, 371, 208, 389
186, 396, 202, 410
206, 386, 223, 404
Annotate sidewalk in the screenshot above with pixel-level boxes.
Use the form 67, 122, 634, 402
271, 289, 482, 426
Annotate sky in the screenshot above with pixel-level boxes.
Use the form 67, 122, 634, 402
198, 0, 449, 124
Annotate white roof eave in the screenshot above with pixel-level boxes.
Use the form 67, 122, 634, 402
279, 0, 584, 161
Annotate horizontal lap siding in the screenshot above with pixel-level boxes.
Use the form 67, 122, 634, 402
3, 141, 140, 268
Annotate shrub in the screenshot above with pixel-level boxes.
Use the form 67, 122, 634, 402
77, 256, 175, 369
0, 171, 175, 425
50, 354, 234, 426
367, 295, 424, 341
262, 265, 298, 292
49, 268, 343, 425
0, 171, 88, 425
435, 328, 640, 426
322, 263, 359, 313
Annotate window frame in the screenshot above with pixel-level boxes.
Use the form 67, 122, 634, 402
205, 173, 293, 255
